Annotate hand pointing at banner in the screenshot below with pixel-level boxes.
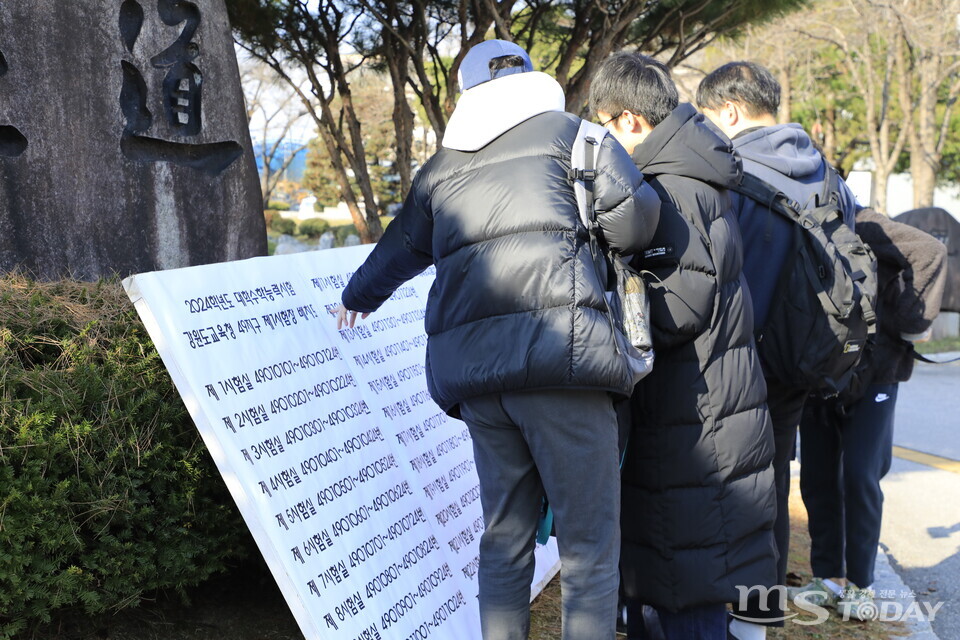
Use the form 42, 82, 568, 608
334, 304, 369, 330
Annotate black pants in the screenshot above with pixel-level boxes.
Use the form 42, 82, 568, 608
732, 378, 807, 626
798, 383, 897, 587
626, 602, 727, 640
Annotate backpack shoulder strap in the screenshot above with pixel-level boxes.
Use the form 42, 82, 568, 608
730, 173, 805, 225
569, 119, 625, 351
820, 160, 841, 206
570, 120, 609, 228
913, 350, 960, 364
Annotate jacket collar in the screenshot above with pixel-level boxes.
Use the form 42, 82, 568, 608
630, 102, 740, 189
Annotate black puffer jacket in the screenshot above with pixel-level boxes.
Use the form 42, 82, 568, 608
620, 103, 777, 610
343, 111, 661, 416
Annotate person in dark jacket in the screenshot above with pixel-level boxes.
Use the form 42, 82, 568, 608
590, 52, 776, 640
792, 208, 947, 620
697, 61, 861, 639
336, 40, 661, 640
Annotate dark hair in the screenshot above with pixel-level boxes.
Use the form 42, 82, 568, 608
589, 52, 678, 128
489, 55, 526, 78
696, 61, 780, 118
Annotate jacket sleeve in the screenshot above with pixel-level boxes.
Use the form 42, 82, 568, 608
341, 178, 434, 313
636, 182, 718, 350
855, 207, 947, 336
592, 135, 660, 256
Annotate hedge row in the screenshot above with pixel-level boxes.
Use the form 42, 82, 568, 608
297, 217, 330, 238
0, 275, 249, 638
265, 209, 365, 247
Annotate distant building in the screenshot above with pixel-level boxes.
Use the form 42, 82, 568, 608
253, 139, 309, 182
290, 196, 354, 223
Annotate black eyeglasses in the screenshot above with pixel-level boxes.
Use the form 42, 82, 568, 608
598, 113, 620, 127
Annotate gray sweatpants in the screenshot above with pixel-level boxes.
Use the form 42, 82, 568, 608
459, 388, 621, 640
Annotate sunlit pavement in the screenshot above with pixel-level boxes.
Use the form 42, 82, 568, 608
880, 355, 960, 640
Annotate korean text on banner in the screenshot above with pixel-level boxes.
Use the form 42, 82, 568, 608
122, 246, 560, 640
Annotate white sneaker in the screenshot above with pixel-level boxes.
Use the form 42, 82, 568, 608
838, 584, 878, 621
787, 577, 840, 608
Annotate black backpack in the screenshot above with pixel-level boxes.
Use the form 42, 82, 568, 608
732, 164, 878, 397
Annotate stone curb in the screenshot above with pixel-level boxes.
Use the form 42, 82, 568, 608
872, 545, 941, 639
789, 462, 941, 639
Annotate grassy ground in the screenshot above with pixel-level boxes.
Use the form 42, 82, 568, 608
915, 336, 960, 354
31, 555, 305, 640
530, 478, 907, 639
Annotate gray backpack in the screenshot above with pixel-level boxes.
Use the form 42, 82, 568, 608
731, 164, 878, 396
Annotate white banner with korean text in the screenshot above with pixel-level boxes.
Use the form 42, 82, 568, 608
122, 245, 560, 640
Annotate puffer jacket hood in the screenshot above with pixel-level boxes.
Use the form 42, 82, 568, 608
631, 103, 741, 190
442, 71, 566, 152
837, 207, 948, 404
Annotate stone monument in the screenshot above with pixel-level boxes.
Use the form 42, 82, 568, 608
0, 0, 266, 280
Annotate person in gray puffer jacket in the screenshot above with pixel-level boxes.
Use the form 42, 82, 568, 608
337, 40, 660, 640
590, 53, 776, 640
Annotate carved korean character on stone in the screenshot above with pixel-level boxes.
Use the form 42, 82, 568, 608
0, 1, 266, 279
0, 48, 27, 157
118, 0, 240, 175
151, 0, 203, 135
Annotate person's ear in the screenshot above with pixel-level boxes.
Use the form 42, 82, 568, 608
628, 111, 654, 137
723, 101, 740, 128
622, 111, 649, 135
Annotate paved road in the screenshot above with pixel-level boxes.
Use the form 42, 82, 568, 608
880, 355, 960, 640
891, 356, 960, 460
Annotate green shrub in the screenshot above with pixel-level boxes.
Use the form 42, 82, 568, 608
298, 217, 330, 239
269, 214, 297, 235
0, 275, 249, 639
266, 200, 290, 211
334, 224, 359, 247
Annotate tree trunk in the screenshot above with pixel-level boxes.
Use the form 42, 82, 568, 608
910, 57, 940, 209
562, 4, 645, 115
871, 166, 890, 213
261, 171, 272, 210
822, 95, 837, 167
384, 27, 415, 200
778, 65, 791, 124
911, 157, 937, 209
391, 84, 415, 202
313, 92, 383, 243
